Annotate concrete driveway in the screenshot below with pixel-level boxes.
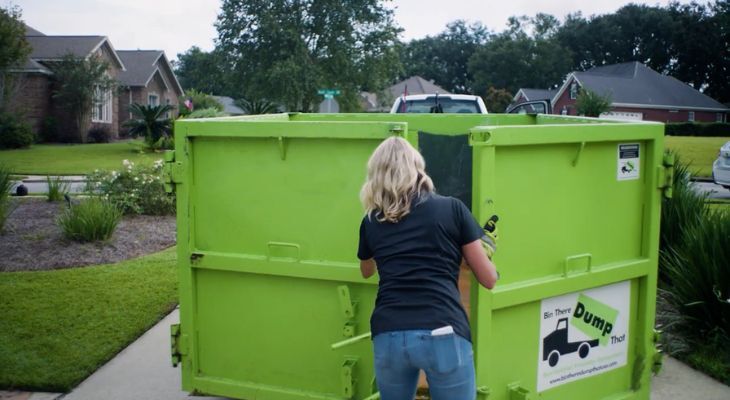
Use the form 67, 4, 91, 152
3, 308, 728, 400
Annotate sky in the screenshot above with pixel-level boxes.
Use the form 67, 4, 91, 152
14, 0, 698, 62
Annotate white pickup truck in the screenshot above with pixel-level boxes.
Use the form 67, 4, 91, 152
390, 94, 488, 114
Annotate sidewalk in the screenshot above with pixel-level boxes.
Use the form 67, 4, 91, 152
3, 308, 729, 399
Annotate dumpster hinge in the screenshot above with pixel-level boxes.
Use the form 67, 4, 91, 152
341, 357, 358, 399
507, 382, 533, 400
338, 285, 358, 319
658, 152, 675, 198
170, 324, 188, 367
652, 328, 664, 375
163, 150, 184, 193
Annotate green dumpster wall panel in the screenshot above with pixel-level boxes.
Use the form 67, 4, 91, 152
172, 113, 665, 400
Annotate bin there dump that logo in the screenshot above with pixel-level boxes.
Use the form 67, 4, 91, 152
538, 281, 630, 392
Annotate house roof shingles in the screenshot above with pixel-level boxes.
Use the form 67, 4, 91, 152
519, 88, 557, 101
26, 36, 107, 60
24, 24, 44, 36
117, 50, 164, 86
570, 61, 728, 111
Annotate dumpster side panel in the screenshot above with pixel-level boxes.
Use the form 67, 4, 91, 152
469, 122, 663, 400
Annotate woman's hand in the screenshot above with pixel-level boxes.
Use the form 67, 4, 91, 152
462, 240, 499, 289
360, 258, 377, 279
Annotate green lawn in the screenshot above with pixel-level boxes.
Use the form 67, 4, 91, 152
0, 247, 177, 392
665, 136, 729, 178
0, 140, 163, 175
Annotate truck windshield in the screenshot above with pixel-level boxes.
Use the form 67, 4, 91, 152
397, 97, 480, 113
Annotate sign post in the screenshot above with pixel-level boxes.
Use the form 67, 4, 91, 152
318, 89, 341, 113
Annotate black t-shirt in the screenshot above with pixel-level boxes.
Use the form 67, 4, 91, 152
357, 193, 484, 342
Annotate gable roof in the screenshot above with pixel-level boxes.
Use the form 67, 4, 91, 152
514, 88, 558, 102
116, 50, 183, 95
389, 76, 451, 99
553, 61, 728, 112
25, 35, 125, 70
24, 24, 44, 36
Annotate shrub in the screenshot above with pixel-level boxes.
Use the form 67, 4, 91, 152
575, 88, 612, 117
658, 152, 730, 362
46, 175, 70, 202
665, 122, 730, 137
87, 126, 112, 143
178, 89, 223, 117
86, 159, 175, 215
0, 112, 34, 149
124, 104, 172, 150
0, 164, 14, 232
40, 116, 60, 142
57, 197, 121, 242
185, 107, 227, 119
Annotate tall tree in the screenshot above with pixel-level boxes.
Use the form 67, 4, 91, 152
215, 0, 401, 112
0, 5, 31, 109
400, 20, 489, 93
468, 15, 572, 95
50, 54, 116, 142
174, 46, 230, 96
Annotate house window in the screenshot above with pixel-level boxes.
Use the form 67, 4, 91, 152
569, 82, 579, 100
688, 111, 695, 122
148, 93, 159, 106
165, 98, 171, 118
561, 106, 568, 115
717, 113, 724, 123
91, 85, 112, 123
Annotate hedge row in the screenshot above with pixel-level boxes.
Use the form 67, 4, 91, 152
665, 122, 730, 137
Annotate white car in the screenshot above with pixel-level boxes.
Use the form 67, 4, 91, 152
390, 94, 488, 114
712, 141, 730, 190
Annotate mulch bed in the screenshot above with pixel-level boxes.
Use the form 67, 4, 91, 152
0, 198, 175, 272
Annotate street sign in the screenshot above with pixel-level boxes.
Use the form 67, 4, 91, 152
317, 89, 341, 96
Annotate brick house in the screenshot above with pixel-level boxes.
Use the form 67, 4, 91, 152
117, 50, 184, 134
10, 25, 182, 141
548, 62, 728, 122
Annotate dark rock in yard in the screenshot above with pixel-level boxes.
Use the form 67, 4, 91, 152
15, 184, 27, 196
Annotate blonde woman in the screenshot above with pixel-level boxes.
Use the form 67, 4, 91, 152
358, 136, 498, 400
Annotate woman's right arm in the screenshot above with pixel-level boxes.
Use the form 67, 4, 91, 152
462, 239, 498, 289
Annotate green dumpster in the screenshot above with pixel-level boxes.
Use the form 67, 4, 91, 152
169, 113, 668, 400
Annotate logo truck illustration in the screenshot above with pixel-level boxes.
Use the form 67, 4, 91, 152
543, 318, 599, 367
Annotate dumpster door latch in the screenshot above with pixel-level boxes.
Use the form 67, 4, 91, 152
170, 323, 188, 367
341, 357, 358, 399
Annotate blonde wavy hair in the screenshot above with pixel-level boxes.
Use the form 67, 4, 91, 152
360, 136, 434, 223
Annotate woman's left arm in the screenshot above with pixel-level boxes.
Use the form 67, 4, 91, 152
360, 258, 377, 278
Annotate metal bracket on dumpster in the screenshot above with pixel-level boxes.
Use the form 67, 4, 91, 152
572, 141, 586, 167
389, 124, 406, 137
163, 150, 184, 193
341, 357, 358, 399
657, 152, 675, 198
507, 382, 533, 400
652, 328, 664, 375
563, 253, 592, 277
476, 386, 492, 399
338, 285, 358, 319
170, 324, 188, 367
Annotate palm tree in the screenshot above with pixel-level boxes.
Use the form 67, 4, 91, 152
235, 98, 278, 115
124, 103, 173, 148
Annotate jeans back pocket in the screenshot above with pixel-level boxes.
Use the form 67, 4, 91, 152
431, 333, 462, 374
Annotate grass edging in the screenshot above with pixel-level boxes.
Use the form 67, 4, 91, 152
0, 247, 178, 392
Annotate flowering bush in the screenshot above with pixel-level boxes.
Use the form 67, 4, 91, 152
86, 159, 175, 215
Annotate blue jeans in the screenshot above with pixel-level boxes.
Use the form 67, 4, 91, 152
373, 330, 476, 400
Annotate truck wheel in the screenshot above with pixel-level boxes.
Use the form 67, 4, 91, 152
578, 342, 591, 359
548, 350, 560, 367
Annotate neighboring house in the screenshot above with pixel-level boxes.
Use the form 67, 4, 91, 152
11, 25, 125, 138
9, 25, 183, 140
550, 62, 729, 122
512, 88, 558, 107
360, 76, 451, 112
117, 50, 184, 133
211, 95, 244, 115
